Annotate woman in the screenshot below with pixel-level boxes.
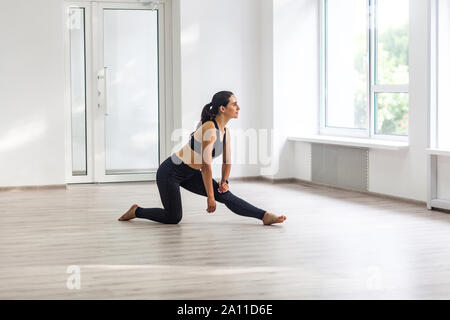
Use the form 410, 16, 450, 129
118, 91, 287, 225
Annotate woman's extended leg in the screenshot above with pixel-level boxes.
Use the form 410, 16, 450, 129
180, 170, 266, 220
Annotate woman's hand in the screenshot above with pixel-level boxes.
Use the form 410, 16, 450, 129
207, 197, 216, 213
218, 180, 229, 193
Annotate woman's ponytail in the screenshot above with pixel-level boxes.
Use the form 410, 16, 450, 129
198, 91, 234, 126
200, 102, 215, 124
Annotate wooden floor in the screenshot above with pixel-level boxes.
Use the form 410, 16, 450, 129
1, 180, 450, 299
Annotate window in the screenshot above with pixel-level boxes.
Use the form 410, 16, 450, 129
322, 0, 409, 139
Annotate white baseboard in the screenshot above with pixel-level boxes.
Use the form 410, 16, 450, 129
0, 184, 67, 191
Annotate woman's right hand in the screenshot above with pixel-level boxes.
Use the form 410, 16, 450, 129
207, 197, 216, 213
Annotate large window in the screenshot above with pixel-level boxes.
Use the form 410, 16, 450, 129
322, 0, 409, 138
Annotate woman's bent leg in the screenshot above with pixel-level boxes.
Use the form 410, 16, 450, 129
135, 160, 183, 224
180, 171, 266, 220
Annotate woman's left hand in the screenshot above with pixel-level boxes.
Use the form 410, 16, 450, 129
218, 180, 229, 193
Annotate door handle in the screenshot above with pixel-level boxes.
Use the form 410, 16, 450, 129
97, 66, 109, 116
104, 66, 109, 116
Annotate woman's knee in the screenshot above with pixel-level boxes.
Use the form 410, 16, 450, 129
215, 190, 234, 203
165, 211, 182, 224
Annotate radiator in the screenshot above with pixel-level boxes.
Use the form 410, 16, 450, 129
311, 144, 369, 192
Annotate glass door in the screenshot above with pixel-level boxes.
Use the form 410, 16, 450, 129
93, 2, 162, 182
65, 1, 165, 183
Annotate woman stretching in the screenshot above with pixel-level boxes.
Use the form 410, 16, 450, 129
118, 91, 287, 225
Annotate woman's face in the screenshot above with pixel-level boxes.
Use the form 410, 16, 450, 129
222, 95, 240, 119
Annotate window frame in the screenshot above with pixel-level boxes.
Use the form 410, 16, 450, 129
320, 0, 409, 141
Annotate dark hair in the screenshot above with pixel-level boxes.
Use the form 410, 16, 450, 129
199, 91, 234, 125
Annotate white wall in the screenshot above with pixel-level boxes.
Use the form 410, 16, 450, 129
271, 0, 319, 179
0, 0, 66, 187
259, 0, 274, 133
368, 0, 428, 202
179, 0, 263, 178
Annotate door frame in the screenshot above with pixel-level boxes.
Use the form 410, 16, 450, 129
92, 1, 165, 183
63, 0, 175, 184
63, 2, 94, 184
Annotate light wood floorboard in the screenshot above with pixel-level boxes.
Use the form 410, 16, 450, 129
1, 180, 449, 299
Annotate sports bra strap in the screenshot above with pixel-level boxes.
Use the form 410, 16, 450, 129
212, 119, 219, 130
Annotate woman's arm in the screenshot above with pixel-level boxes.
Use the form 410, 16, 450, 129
219, 128, 231, 193
201, 165, 214, 198
221, 127, 231, 182
221, 164, 231, 183
200, 122, 217, 212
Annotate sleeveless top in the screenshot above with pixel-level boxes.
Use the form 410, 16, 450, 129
190, 119, 226, 159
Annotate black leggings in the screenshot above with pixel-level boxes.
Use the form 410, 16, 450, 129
135, 154, 266, 224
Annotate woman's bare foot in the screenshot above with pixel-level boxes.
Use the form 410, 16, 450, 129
118, 204, 138, 221
262, 212, 287, 225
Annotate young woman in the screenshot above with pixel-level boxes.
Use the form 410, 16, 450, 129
118, 91, 287, 225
